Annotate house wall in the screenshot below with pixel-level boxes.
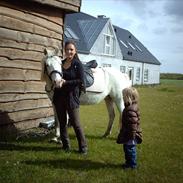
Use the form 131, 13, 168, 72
79, 53, 122, 71
91, 20, 122, 59
0, 0, 81, 138
121, 60, 160, 85
79, 53, 160, 86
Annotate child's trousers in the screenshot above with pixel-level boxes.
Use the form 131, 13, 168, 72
123, 144, 137, 168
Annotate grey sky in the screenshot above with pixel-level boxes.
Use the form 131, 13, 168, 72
81, 0, 183, 73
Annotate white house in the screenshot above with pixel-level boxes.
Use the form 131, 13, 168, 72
64, 12, 161, 85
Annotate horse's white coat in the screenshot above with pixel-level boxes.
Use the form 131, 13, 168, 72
42, 49, 131, 140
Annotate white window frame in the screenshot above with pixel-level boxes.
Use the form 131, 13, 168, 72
120, 66, 126, 73
103, 26, 115, 56
102, 63, 111, 68
136, 67, 140, 81
128, 42, 136, 50
120, 40, 128, 48
135, 44, 142, 52
144, 69, 149, 82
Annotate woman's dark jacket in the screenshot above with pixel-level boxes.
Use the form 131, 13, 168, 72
53, 58, 86, 109
117, 102, 142, 144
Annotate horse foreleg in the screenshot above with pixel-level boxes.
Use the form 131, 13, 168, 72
114, 98, 124, 130
49, 105, 61, 143
103, 96, 115, 138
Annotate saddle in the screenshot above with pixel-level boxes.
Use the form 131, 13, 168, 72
82, 60, 97, 87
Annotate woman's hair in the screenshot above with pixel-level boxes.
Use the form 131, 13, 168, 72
64, 40, 80, 60
122, 87, 139, 105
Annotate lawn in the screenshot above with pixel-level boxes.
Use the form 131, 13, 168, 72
0, 79, 183, 183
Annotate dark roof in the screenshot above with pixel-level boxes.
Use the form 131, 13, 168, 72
64, 12, 108, 53
113, 25, 161, 65
64, 12, 161, 65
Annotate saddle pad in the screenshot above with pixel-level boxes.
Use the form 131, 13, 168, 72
86, 68, 105, 93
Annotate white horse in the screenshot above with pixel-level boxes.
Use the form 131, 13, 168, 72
41, 49, 131, 141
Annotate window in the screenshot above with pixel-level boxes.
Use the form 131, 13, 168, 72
135, 44, 142, 52
103, 26, 115, 55
128, 42, 136, 50
102, 63, 111, 68
128, 67, 134, 81
144, 69, 149, 82
120, 40, 128, 48
136, 68, 140, 81
64, 27, 79, 40
120, 66, 126, 73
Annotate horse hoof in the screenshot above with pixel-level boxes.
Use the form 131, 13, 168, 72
49, 137, 62, 144
102, 134, 108, 138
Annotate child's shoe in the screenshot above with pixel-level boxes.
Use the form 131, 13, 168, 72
122, 163, 136, 169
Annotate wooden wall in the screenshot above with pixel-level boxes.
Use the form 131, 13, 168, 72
0, 0, 80, 138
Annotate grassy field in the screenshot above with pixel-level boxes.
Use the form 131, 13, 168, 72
0, 79, 183, 183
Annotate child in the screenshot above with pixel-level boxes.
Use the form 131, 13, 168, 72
117, 87, 142, 169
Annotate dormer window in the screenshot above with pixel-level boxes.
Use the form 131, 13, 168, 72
135, 44, 143, 52
64, 27, 79, 40
128, 42, 136, 50
120, 40, 128, 48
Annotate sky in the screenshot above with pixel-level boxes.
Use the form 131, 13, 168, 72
81, 0, 183, 74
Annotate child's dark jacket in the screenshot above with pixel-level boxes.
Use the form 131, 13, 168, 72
117, 102, 142, 144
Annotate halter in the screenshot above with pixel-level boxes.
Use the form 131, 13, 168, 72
49, 70, 63, 80
44, 56, 63, 82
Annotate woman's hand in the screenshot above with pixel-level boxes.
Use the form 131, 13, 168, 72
59, 79, 66, 88
55, 79, 65, 88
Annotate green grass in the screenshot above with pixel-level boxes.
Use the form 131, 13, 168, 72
0, 79, 183, 183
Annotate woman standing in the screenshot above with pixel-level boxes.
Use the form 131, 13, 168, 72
53, 40, 87, 154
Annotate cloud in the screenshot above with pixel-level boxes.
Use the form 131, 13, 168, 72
171, 26, 183, 33
164, 0, 183, 21
152, 27, 168, 35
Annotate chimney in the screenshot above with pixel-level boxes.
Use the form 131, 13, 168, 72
97, 15, 106, 18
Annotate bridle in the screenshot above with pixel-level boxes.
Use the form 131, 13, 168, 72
44, 55, 63, 92
44, 56, 63, 81
49, 70, 63, 81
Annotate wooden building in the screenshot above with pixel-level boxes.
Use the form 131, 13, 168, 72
0, 0, 81, 139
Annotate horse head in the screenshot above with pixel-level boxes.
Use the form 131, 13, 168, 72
43, 48, 63, 88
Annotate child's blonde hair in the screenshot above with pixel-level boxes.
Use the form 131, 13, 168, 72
122, 87, 139, 105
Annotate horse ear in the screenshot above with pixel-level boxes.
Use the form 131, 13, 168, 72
44, 48, 48, 56
54, 47, 59, 55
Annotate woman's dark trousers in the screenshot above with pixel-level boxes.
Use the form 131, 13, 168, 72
53, 98, 87, 151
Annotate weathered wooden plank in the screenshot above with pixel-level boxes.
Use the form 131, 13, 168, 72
0, 107, 53, 124
0, 98, 52, 113
30, 0, 80, 12
0, 28, 62, 48
0, 81, 46, 93
0, 5, 63, 34
0, 38, 41, 52
0, 38, 62, 53
0, 68, 41, 81
0, 15, 62, 40
0, 47, 43, 61
0, 38, 62, 54
0, 1, 64, 25
0, 93, 48, 103
0, 57, 41, 70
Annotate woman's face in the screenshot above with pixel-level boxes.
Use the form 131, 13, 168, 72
65, 43, 76, 60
